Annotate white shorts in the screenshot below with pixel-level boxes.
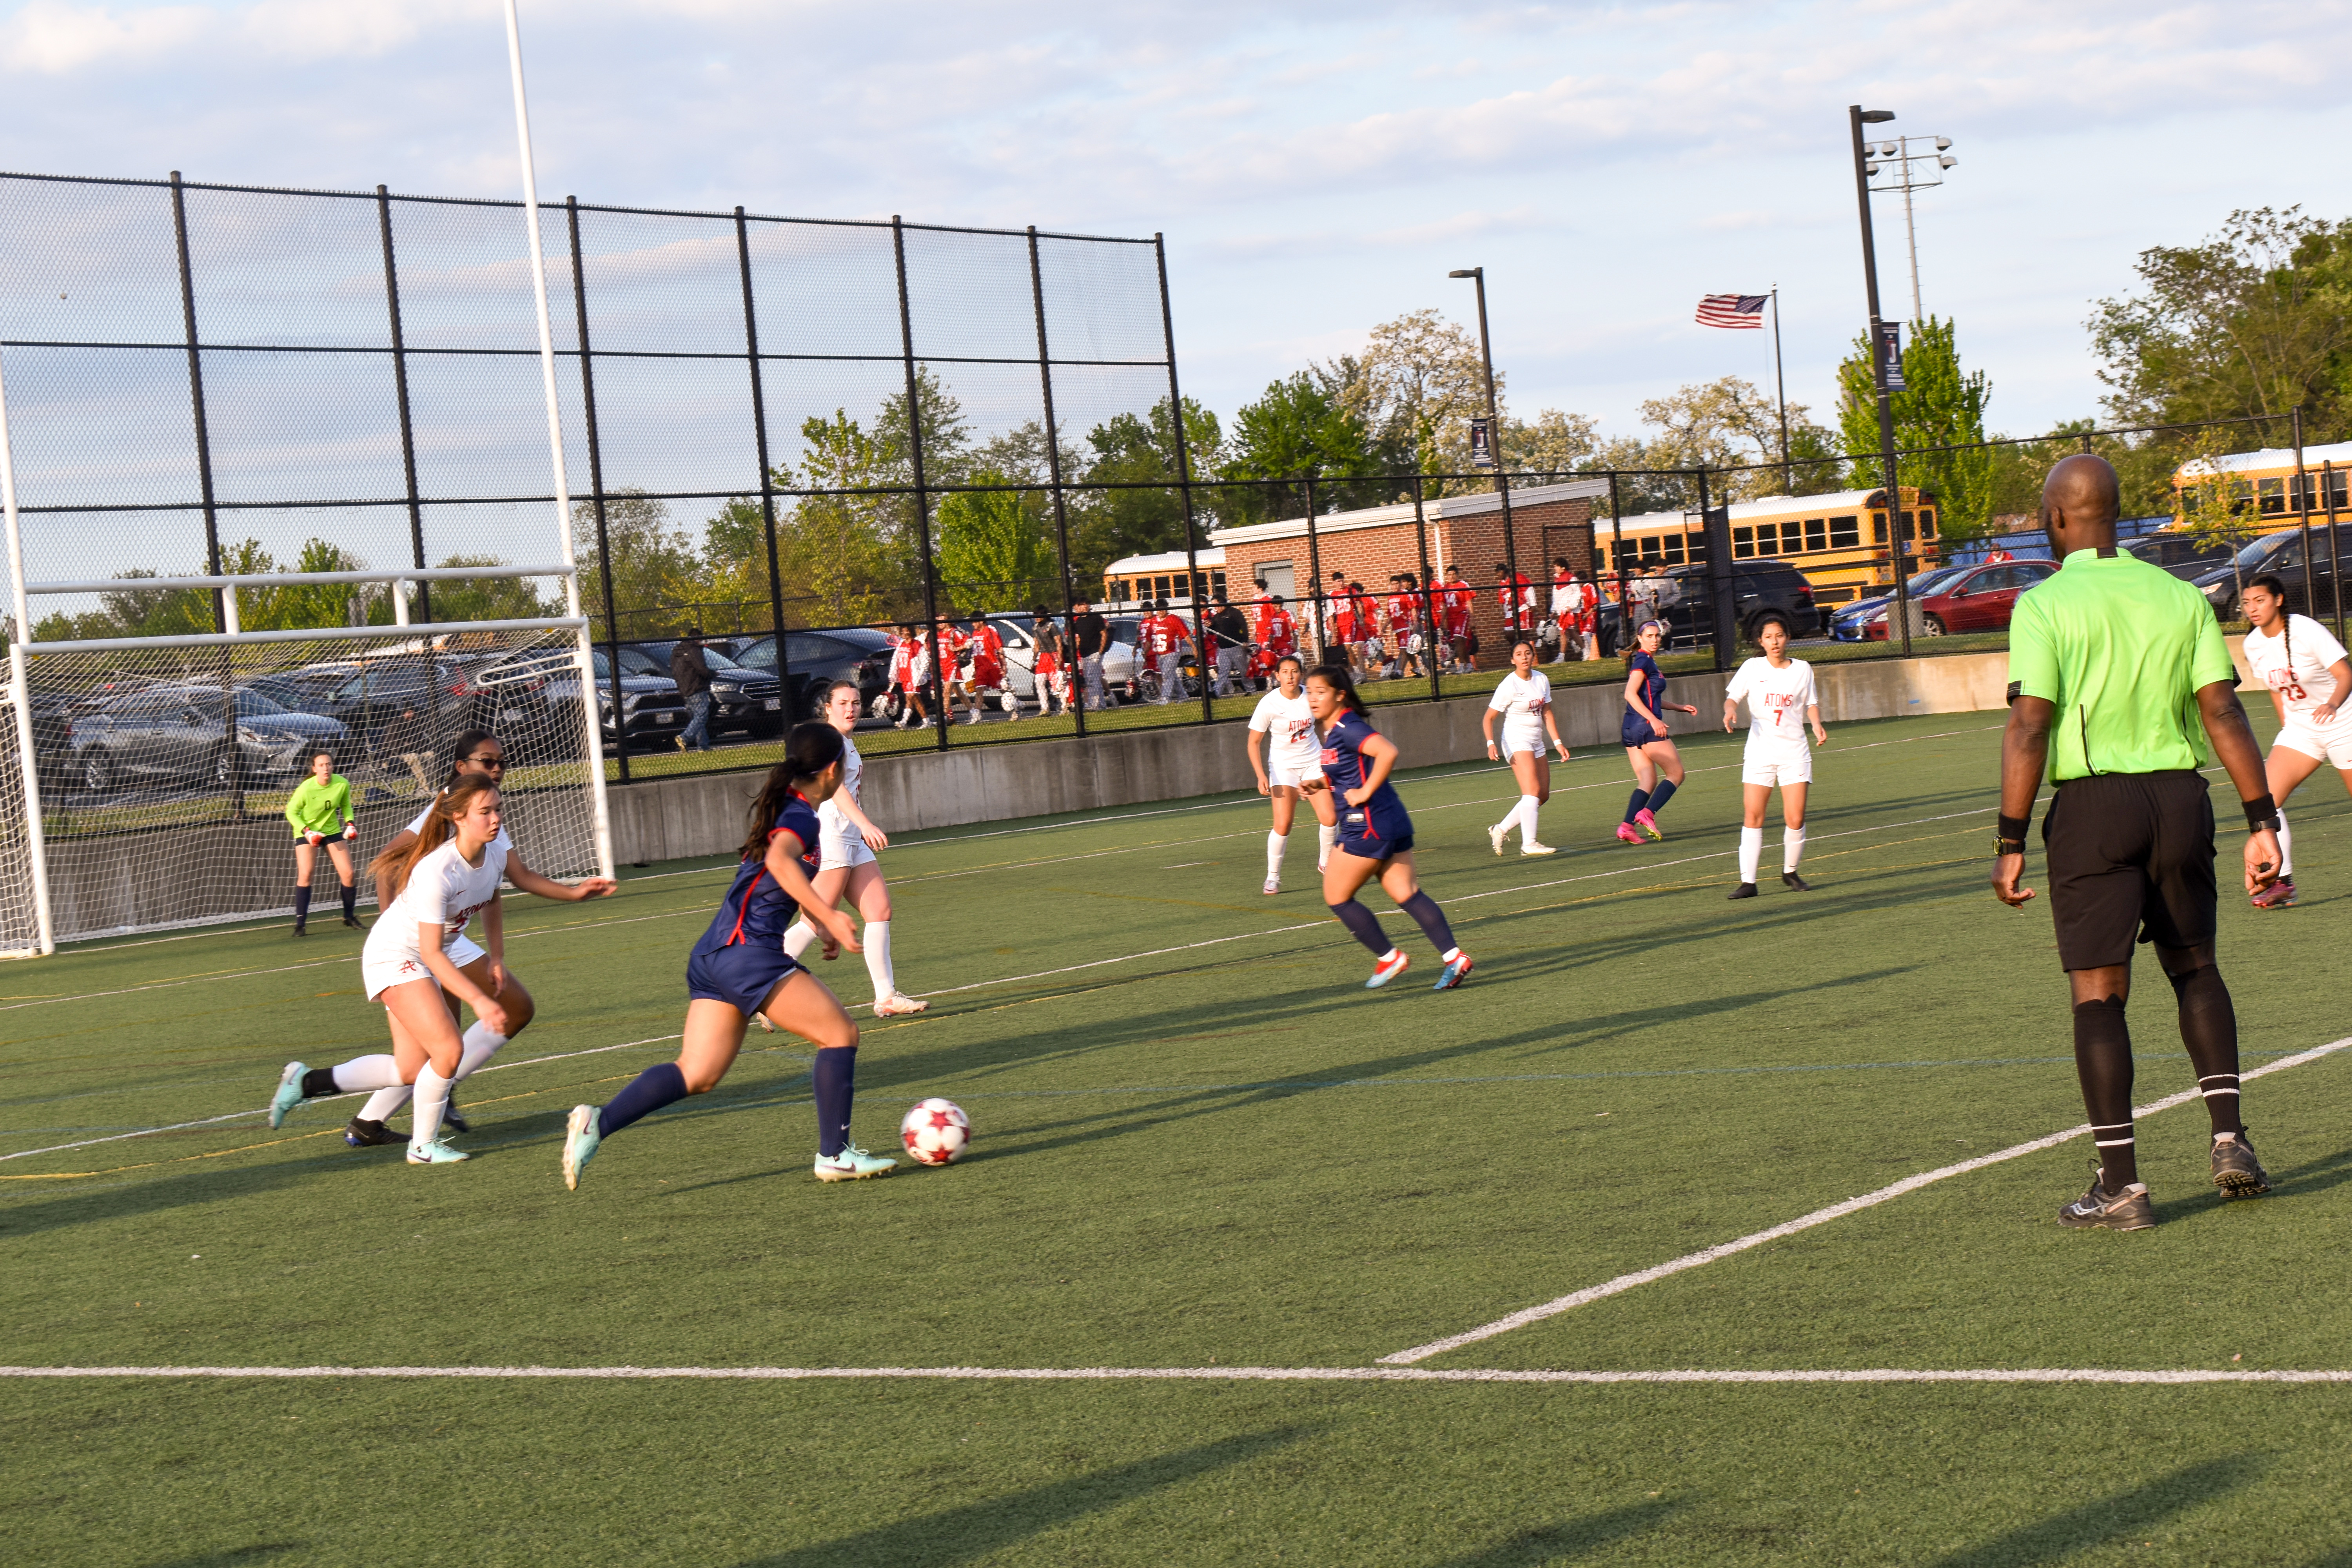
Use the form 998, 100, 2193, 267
818, 833, 877, 871
363, 932, 485, 1003
1500, 725, 1548, 760
2275, 719, 2352, 771
1742, 753, 1813, 788
1268, 759, 1318, 790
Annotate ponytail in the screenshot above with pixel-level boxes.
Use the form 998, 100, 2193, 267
369, 774, 499, 903
739, 722, 847, 860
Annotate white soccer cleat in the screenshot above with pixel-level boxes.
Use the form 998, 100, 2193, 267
1263, 877, 1280, 896
1521, 841, 1559, 857
407, 1136, 470, 1165
873, 993, 929, 1017
1488, 823, 1508, 857
814, 1142, 897, 1181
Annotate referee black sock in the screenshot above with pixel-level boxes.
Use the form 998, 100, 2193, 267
1623, 789, 1650, 826
2073, 996, 2137, 1189
2168, 965, 2244, 1138
1644, 778, 1679, 817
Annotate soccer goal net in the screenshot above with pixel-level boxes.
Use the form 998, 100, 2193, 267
4, 616, 606, 949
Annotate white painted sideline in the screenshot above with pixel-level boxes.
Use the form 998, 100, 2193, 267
1378, 1032, 2352, 1367
4, 1364, 2348, 1386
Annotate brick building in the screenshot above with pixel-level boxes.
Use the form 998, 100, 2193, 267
1207, 479, 1608, 668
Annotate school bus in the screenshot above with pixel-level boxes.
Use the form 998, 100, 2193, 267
1100, 548, 1228, 612
1592, 486, 1942, 607
2172, 441, 2352, 520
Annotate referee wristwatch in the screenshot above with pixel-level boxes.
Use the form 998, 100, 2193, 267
1994, 814, 2030, 858
2245, 793, 2282, 833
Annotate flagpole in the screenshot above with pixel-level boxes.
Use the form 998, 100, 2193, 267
1771, 285, 1791, 495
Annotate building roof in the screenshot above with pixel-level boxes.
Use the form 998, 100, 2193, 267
1205, 477, 1611, 548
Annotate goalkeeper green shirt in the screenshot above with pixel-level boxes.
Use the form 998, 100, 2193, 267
2005, 546, 2238, 782
283, 773, 353, 839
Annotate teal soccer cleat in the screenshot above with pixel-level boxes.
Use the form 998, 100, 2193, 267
562, 1105, 601, 1191
406, 1136, 470, 1166
813, 1142, 897, 1182
269, 1062, 308, 1129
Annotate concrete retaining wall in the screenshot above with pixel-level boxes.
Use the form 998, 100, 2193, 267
608, 650, 2017, 865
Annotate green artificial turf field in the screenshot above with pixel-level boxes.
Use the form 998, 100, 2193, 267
7, 708, 2352, 1566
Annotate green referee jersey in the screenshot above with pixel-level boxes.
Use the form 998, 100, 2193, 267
283, 773, 353, 838
2005, 546, 2238, 782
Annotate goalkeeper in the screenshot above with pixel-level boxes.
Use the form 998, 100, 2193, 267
284, 750, 361, 937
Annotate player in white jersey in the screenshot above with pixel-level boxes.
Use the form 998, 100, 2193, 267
1721, 612, 1826, 899
1482, 638, 1569, 856
273, 728, 615, 1149
1247, 654, 1339, 893
780, 680, 927, 1014
2238, 573, 2352, 908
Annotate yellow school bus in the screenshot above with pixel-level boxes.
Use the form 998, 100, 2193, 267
2172, 441, 2352, 520
1592, 486, 1942, 607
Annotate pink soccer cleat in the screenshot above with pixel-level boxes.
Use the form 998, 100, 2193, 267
1615, 822, 1642, 846
1634, 808, 1664, 841
2251, 877, 2298, 910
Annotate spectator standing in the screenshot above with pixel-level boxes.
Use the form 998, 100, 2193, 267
1031, 605, 1071, 716
1207, 591, 1249, 697
1147, 598, 1192, 705
1070, 598, 1111, 710
1495, 563, 1536, 640
1438, 567, 1474, 672
1992, 455, 2280, 1229
669, 629, 716, 753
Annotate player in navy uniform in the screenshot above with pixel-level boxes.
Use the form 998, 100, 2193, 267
1618, 619, 1698, 843
561, 724, 895, 1189
1303, 664, 1472, 990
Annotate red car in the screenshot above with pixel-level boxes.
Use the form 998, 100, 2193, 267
1864, 557, 2057, 639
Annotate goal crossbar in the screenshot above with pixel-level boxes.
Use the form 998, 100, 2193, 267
20, 564, 573, 596
18, 616, 588, 656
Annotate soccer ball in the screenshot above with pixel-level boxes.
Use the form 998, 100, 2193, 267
900, 1098, 971, 1166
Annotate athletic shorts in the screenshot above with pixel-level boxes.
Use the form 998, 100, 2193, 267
1500, 724, 1547, 760
2043, 770, 2217, 971
363, 933, 486, 1003
1742, 752, 1812, 788
686, 942, 804, 1018
1623, 714, 1670, 749
2275, 719, 2352, 771
1335, 802, 1414, 861
1268, 760, 1318, 790
818, 832, 877, 871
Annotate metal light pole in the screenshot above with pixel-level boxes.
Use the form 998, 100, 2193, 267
1448, 267, 1520, 650
1863, 134, 1956, 324
1848, 105, 1912, 659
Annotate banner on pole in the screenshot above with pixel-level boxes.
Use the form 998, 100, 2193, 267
1876, 322, 1905, 392
1469, 417, 1494, 469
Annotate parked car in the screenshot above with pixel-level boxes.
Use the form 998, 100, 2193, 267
300, 654, 557, 765
67, 684, 348, 792
1860, 557, 2058, 639
2190, 524, 2352, 620
1828, 565, 1972, 642
1601, 560, 1822, 652
2124, 532, 2236, 581
734, 629, 893, 721
544, 650, 691, 752
241, 666, 359, 717
622, 640, 784, 738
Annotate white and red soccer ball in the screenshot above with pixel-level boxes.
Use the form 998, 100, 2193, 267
899, 1098, 971, 1166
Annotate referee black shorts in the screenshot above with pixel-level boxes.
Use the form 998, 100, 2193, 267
2042, 770, 2217, 971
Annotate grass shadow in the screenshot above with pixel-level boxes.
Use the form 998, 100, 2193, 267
1923, 1455, 2260, 1567
136, 1547, 307, 1568
1424, 1497, 1691, 1566
731, 1426, 1307, 1567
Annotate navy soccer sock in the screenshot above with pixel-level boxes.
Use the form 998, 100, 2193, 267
1327, 898, 1392, 956
1644, 778, 1679, 817
339, 882, 357, 920
2072, 996, 2137, 1188
597, 1062, 688, 1139
813, 1046, 857, 1156
292, 885, 312, 926
1622, 789, 1650, 826
1398, 890, 1457, 956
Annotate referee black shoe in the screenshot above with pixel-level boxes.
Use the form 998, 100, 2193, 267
1781, 871, 1812, 892
2212, 1131, 2271, 1197
2057, 1163, 2155, 1230
343, 1116, 404, 1148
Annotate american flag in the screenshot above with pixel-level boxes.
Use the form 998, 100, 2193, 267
1695, 294, 1769, 329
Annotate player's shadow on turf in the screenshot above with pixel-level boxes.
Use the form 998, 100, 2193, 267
726, 1426, 1306, 1567
1921, 1455, 2259, 1567
134, 1546, 305, 1568
1422, 1496, 1690, 1566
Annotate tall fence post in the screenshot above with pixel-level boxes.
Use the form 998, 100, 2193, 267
1027, 226, 1083, 737
376, 186, 431, 624
2325, 457, 2346, 642
1152, 235, 1213, 725
1608, 472, 1626, 649
564, 197, 629, 784
167, 173, 224, 628
1412, 470, 1440, 702
2294, 407, 2318, 624
891, 217, 948, 752
1302, 472, 1324, 663
734, 207, 791, 711
1700, 468, 1734, 671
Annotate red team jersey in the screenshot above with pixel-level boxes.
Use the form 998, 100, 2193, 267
1143, 613, 1183, 657
1256, 604, 1297, 655
1387, 591, 1417, 633
967, 622, 1005, 686
1497, 574, 1535, 631
1438, 583, 1472, 637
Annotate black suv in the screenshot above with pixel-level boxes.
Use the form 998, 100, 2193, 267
1598, 560, 1821, 653
735, 628, 893, 722
624, 640, 785, 738
2190, 524, 2352, 620
303, 656, 557, 766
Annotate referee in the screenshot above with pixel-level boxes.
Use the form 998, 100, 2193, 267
1993, 455, 2282, 1230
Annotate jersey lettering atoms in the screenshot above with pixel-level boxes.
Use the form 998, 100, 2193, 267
2243, 613, 2349, 726
1249, 690, 1320, 774
1725, 656, 1816, 758
695, 794, 823, 956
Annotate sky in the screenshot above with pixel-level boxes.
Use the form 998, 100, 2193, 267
1, 0, 2348, 454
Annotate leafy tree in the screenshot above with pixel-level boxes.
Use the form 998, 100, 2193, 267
424, 554, 553, 624
573, 489, 702, 639
1344, 309, 1497, 494
935, 470, 1052, 612
1837, 315, 1996, 537
1219, 373, 1381, 524
1068, 396, 1222, 580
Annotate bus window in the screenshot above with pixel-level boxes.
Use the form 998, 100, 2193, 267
1831, 515, 1860, 549
1689, 535, 1708, 563
2259, 477, 2285, 515
1733, 526, 1755, 559
1661, 534, 1685, 566
1804, 517, 1827, 552
1920, 510, 1938, 537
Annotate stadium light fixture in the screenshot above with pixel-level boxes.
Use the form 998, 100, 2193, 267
1866, 130, 1957, 324
1848, 104, 1911, 655
1445, 266, 1521, 599
1860, 109, 1895, 123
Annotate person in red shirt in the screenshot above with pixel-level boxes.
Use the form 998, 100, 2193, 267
886, 624, 918, 727
1322, 571, 1354, 666
963, 617, 1013, 723
1495, 563, 1535, 638
1145, 598, 1191, 705
935, 618, 974, 724
1255, 593, 1298, 660
1388, 573, 1424, 679
1438, 566, 1473, 673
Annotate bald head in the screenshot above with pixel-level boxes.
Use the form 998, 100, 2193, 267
2041, 454, 2121, 554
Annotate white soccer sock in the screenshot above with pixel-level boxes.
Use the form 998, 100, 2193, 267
2277, 808, 2293, 877
358, 1085, 412, 1123
332, 1055, 403, 1093
1783, 826, 1807, 874
410, 1064, 454, 1148
1267, 829, 1288, 879
861, 918, 897, 1001
782, 919, 819, 961
1514, 794, 1541, 843
1317, 823, 1339, 865
1738, 826, 1763, 884
456, 1022, 507, 1080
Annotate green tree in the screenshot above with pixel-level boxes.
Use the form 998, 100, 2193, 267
425, 554, 554, 624
935, 471, 1051, 611
1068, 396, 1222, 580
1219, 373, 1380, 524
1837, 315, 1996, 537
573, 490, 701, 639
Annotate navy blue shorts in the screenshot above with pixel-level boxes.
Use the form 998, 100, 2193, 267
1623, 714, 1667, 749
1335, 803, 1414, 862
686, 942, 803, 1017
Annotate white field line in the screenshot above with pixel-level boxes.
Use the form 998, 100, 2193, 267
3, 1363, 2348, 1386
0, 1034, 686, 1163
1378, 1033, 2352, 1367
